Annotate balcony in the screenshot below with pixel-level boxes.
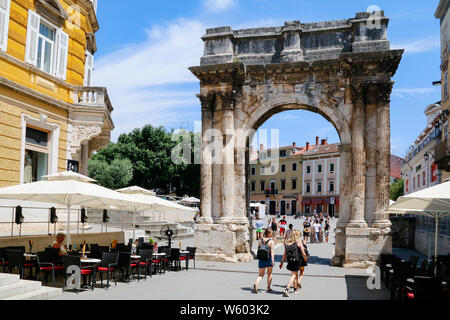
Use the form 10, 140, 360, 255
435, 137, 450, 171
264, 189, 278, 196
73, 87, 113, 112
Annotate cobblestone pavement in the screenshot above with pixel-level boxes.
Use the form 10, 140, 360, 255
52, 216, 390, 300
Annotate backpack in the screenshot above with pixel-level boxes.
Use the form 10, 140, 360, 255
257, 239, 271, 261
286, 243, 300, 265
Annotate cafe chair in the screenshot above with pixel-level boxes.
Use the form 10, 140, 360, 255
169, 248, 184, 271
96, 252, 119, 289
6, 249, 35, 280
36, 252, 65, 287
186, 247, 197, 269
161, 247, 172, 273
390, 260, 411, 300
137, 249, 154, 280
0, 247, 8, 273
379, 254, 394, 282
62, 255, 95, 291
117, 252, 139, 282
406, 276, 442, 301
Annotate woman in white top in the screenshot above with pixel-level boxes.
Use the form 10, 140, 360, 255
52, 233, 68, 256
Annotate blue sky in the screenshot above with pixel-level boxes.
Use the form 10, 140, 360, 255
93, 0, 442, 157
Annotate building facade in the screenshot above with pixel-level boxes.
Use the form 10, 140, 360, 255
435, 0, 450, 181
0, 0, 113, 188
301, 138, 340, 217
249, 142, 304, 216
401, 101, 450, 256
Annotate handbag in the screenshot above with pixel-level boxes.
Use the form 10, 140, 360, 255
304, 227, 311, 233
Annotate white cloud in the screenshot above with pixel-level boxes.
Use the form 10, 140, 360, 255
93, 19, 205, 140
391, 37, 440, 54
203, 0, 235, 12
392, 87, 440, 99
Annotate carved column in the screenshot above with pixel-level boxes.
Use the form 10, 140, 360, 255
218, 92, 235, 223
373, 82, 393, 227
199, 95, 214, 224
348, 84, 368, 227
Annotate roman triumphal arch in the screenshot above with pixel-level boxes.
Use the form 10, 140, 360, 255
189, 10, 403, 267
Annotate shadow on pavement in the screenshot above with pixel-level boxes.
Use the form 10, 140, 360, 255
307, 255, 331, 266
345, 275, 390, 300
240, 287, 284, 295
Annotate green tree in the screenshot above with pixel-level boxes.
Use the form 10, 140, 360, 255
88, 157, 133, 190
88, 125, 200, 197
390, 178, 404, 201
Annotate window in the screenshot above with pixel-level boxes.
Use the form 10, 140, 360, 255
260, 181, 265, 191
417, 174, 420, 188
317, 164, 322, 173
423, 171, 426, 186
306, 166, 311, 174
24, 127, 49, 183
292, 163, 297, 172
292, 180, 297, 190
413, 177, 416, 189
0, 0, 11, 52
260, 167, 265, 174
271, 165, 275, 174
251, 167, 256, 176
306, 183, 311, 193
444, 70, 448, 100
84, 51, 94, 86
280, 150, 286, 157
329, 181, 335, 193
281, 180, 286, 190
317, 182, 322, 193
281, 164, 286, 173
317, 204, 322, 213
25, 10, 68, 79
251, 182, 256, 192
330, 163, 335, 173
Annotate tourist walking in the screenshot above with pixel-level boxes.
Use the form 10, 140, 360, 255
303, 218, 311, 243
270, 217, 278, 236
279, 230, 308, 297
279, 216, 287, 237
298, 233, 309, 288
253, 229, 275, 294
324, 220, 330, 243
314, 219, 322, 243
285, 224, 294, 241
255, 214, 264, 241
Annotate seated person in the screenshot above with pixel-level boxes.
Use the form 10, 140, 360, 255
52, 233, 68, 256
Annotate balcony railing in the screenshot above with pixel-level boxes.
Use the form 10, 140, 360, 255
435, 137, 450, 171
264, 189, 278, 196
73, 86, 113, 112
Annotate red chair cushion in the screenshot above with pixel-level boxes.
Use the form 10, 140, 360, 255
180, 257, 187, 261
162, 259, 169, 262
81, 269, 92, 275
40, 267, 54, 271
97, 267, 115, 272
0, 261, 8, 265
139, 262, 151, 266
406, 292, 414, 300
131, 263, 137, 268
152, 259, 161, 263
24, 263, 35, 268
54, 266, 65, 270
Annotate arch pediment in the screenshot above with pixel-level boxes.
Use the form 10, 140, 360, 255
36, 0, 69, 27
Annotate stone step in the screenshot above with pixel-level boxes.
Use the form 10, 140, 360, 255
3, 287, 61, 300
0, 273, 20, 287
0, 280, 42, 299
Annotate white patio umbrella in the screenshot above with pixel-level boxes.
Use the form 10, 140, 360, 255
0, 172, 150, 246
116, 186, 197, 241
381, 181, 450, 270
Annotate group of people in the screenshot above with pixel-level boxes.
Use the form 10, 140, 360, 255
302, 215, 331, 244
254, 214, 289, 241
253, 228, 309, 297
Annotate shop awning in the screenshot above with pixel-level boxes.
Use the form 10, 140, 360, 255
301, 198, 311, 205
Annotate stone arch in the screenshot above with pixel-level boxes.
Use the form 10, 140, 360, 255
190, 11, 403, 267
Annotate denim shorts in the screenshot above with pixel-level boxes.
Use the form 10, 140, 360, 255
258, 259, 273, 269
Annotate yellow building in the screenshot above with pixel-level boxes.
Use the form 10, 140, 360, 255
0, 0, 113, 187
249, 142, 304, 216
435, 0, 450, 181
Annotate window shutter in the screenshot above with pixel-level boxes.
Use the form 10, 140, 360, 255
84, 51, 94, 86
0, 0, 10, 52
25, 10, 40, 66
55, 29, 69, 80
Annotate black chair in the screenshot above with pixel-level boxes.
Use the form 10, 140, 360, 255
408, 256, 419, 271
390, 260, 411, 300
45, 247, 62, 265
141, 243, 153, 250
0, 247, 8, 273
6, 249, 34, 280
169, 248, 183, 271
427, 260, 436, 277
36, 251, 65, 287
117, 252, 139, 282
91, 246, 109, 259
186, 247, 197, 269
161, 247, 172, 273
96, 252, 119, 289
137, 249, 154, 280
406, 276, 442, 301
385, 256, 401, 288
62, 255, 95, 291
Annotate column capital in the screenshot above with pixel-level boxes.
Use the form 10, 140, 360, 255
376, 81, 394, 104
350, 82, 370, 104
